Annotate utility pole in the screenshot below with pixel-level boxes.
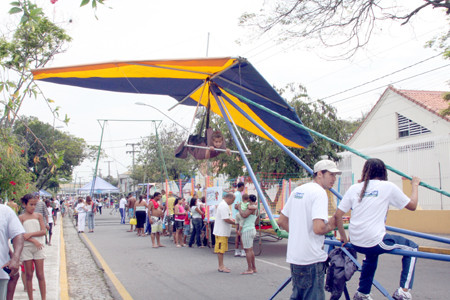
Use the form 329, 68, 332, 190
105, 160, 113, 177
126, 143, 140, 192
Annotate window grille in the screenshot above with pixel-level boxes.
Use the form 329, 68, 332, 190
397, 113, 431, 138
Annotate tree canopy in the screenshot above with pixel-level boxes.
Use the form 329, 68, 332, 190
13, 117, 89, 191
240, 0, 450, 59
133, 124, 198, 184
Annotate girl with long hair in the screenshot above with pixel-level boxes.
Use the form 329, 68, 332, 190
85, 196, 95, 233
19, 193, 47, 300
334, 158, 421, 300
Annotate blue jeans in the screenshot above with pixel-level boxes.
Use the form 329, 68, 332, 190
290, 261, 326, 300
353, 233, 418, 294
119, 208, 125, 224
189, 218, 202, 247
87, 211, 95, 230
145, 214, 152, 234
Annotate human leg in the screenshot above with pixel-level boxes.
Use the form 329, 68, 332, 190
353, 246, 380, 295
78, 213, 86, 232
379, 234, 418, 290
119, 208, 124, 224
34, 259, 46, 300
290, 262, 326, 300
0, 279, 8, 300
87, 212, 94, 231
23, 260, 34, 300
6, 272, 19, 300
47, 223, 53, 246
214, 236, 229, 272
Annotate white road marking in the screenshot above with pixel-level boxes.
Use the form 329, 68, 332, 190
256, 258, 290, 271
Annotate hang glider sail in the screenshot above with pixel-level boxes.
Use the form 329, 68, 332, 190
32, 57, 314, 148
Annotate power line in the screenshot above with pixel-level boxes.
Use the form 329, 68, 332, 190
329, 64, 450, 105
321, 53, 444, 100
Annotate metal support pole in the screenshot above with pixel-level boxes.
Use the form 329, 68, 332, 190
155, 122, 169, 181
220, 92, 343, 201
211, 88, 278, 230
91, 120, 106, 197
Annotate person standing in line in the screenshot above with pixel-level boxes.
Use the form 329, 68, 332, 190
173, 198, 186, 247
278, 159, 341, 300
1, 205, 25, 300
52, 198, 60, 225
45, 200, 54, 246
127, 193, 137, 232
232, 182, 245, 257
149, 192, 164, 248
86, 196, 95, 233
237, 194, 259, 275
188, 197, 204, 248
213, 193, 236, 273
334, 158, 420, 300
134, 195, 148, 237
76, 198, 88, 233
119, 195, 127, 224
32, 193, 49, 234
98, 198, 104, 215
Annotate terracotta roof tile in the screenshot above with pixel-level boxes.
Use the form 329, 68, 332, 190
346, 86, 450, 144
391, 86, 450, 122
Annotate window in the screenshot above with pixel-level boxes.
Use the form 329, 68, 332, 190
397, 113, 430, 138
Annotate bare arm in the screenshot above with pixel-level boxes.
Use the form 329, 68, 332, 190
312, 218, 335, 235
2, 234, 24, 275
404, 176, 421, 211
224, 218, 235, 224
277, 213, 289, 232
333, 209, 348, 243
238, 204, 255, 218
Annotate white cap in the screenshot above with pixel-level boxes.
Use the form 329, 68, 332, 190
313, 160, 342, 174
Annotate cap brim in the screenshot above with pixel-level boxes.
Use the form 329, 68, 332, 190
328, 168, 342, 174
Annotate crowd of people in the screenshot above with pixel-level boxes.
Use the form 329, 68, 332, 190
1, 158, 423, 300
0, 191, 65, 300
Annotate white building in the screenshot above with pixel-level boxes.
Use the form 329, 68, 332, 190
338, 86, 450, 209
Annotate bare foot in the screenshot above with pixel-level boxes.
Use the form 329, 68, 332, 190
152, 245, 159, 248
241, 270, 254, 275
158, 244, 165, 247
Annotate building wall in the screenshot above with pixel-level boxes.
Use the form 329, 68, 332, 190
340, 89, 450, 209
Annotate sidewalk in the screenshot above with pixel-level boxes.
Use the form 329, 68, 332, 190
13, 218, 61, 300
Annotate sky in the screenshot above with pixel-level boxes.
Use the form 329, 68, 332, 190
1, 0, 448, 183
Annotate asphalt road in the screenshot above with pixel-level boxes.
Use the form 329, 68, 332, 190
83, 209, 450, 300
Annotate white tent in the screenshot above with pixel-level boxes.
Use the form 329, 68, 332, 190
78, 177, 119, 194
39, 189, 52, 197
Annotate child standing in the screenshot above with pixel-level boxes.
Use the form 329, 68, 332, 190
19, 193, 47, 300
183, 204, 191, 246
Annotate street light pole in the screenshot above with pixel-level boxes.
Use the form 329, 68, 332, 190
135, 102, 189, 132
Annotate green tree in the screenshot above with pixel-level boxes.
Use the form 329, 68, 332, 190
240, 1, 450, 59
209, 84, 351, 178
0, 129, 34, 199
13, 117, 89, 191
1, 1, 72, 128
134, 124, 197, 183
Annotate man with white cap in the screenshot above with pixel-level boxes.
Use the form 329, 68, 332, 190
278, 159, 342, 300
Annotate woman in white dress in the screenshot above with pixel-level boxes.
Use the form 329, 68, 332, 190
75, 198, 88, 233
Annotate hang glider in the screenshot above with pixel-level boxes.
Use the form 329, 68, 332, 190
32, 57, 313, 148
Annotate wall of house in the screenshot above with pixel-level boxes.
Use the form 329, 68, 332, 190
386, 210, 450, 234
340, 89, 450, 209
